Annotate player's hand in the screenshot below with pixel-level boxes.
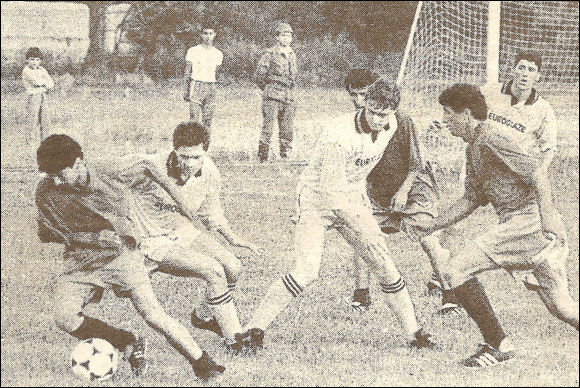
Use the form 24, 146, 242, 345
389, 189, 409, 213
97, 230, 123, 248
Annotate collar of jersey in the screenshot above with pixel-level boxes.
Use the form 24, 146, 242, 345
501, 80, 539, 106
355, 109, 391, 143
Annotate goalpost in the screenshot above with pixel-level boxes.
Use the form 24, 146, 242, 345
397, 1, 579, 194
398, 1, 579, 109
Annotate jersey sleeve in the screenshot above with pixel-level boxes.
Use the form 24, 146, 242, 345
535, 104, 558, 153
41, 67, 55, 89
464, 147, 488, 207
403, 114, 424, 173
255, 50, 272, 89
217, 49, 224, 66
22, 67, 45, 94
185, 47, 195, 63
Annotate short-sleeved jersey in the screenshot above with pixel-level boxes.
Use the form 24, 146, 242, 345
465, 122, 538, 219
35, 170, 137, 270
185, 45, 223, 82
22, 65, 54, 94
298, 109, 398, 209
109, 152, 228, 238
366, 112, 423, 209
481, 81, 558, 154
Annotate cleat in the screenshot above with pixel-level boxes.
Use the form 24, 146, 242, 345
191, 310, 223, 337
234, 328, 265, 353
410, 328, 437, 349
438, 302, 464, 316
126, 336, 148, 377
463, 343, 515, 368
351, 288, 371, 312
191, 351, 225, 380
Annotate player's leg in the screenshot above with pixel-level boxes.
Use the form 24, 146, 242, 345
201, 83, 216, 150
533, 239, 579, 330
259, 99, 278, 162
146, 235, 243, 345
26, 93, 43, 144
278, 101, 296, 158
189, 81, 203, 122
351, 253, 372, 311
53, 276, 138, 351
244, 206, 326, 335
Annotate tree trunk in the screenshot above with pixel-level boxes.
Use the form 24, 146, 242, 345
85, 2, 109, 64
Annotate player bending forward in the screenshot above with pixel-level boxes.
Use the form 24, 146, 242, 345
36, 135, 225, 379
343, 69, 449, 313
416, 84, 578, 368
239, 78, 435, 350
110, 121, 260, 352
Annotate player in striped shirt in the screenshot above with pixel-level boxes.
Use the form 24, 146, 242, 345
108, 121, 259, 352
36, 134, 226, 379
239, 78, 435, 350
415, 84, 577, 368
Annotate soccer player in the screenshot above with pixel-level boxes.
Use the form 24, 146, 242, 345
110, 121, 259, 351
22, 47, 54, 143
184, 25, 223, 150
36, 134, 225, 379
240, 78, 435, 350
415, 84, 578, 367
343, 69, 448, 314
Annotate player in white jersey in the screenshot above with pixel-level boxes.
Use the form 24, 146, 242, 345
239, 79, 435, 350
108, 121, 260, 352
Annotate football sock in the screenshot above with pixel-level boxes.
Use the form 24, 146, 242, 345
70, 316, 136, 351
453, 277, 506, 348
206, 290, 243, 342
380, 277, 420, 339
164, 335, 203, 362
227, 281, 236, 293
245, 274, 302, 331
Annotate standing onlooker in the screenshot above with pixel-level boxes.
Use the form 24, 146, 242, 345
184, 25, 223, 150
255, 22, 297, 162
22, 47, 54, 143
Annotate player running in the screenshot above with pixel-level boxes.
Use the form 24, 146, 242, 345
343, 69, 449, 313
239, 78, 436, 350
36, 134, 226, 379
415, 84, 578, 368
109, 121, 260, 351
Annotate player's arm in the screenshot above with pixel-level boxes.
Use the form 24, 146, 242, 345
254, 51, 271, 90
42, 68, 55, 90
22, 68, 46, 94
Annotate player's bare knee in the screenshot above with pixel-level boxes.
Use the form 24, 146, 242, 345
223, 256, 242, 279
54, 308, 84, 333
199, 261, 227, 286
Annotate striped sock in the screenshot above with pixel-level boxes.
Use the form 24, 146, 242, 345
282, 274, 303, 297
227, 281, 236, 293
206, 290, 242, 342
380, 277, 419, 340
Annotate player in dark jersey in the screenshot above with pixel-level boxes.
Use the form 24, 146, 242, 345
415, 84, 578, 368
36, 134, 225, 379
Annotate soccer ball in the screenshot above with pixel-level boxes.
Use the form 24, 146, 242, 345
70, 338, 119, 381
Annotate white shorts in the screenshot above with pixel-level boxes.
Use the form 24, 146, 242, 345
140, 223, 202, 264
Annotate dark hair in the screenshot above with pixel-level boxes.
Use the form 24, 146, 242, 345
173, 121, 205, 149
439, 84, 488, 121
344, 68, 379, 91
365, 77, 401, 110
37, 134, 83, 174
201, 23, 216, 32
26, 47, 43, 60
514, 51, 542, 71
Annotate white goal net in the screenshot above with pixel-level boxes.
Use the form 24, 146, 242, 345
399, 1, 579, 108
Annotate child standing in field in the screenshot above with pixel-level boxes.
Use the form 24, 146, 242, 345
22, 47, 54, 143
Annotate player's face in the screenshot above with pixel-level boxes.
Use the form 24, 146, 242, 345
277, 32, 293, 47
59, 157, 89, 188
365, 101, 395, 132
442, 106, 469, 139
201, 29, 216, 45
348, 87, 368, 110
27, 57, 41, 69
512, 59, 540, 92
175, 145, 205, 180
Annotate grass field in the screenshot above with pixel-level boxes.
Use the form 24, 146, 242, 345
1, 84, 578, 386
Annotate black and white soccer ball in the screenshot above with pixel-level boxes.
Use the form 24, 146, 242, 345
70, 338, 119, 381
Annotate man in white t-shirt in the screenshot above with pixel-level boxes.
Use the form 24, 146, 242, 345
184, 26, 224, 150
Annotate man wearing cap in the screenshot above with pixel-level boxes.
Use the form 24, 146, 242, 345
255, 22, 298, 162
